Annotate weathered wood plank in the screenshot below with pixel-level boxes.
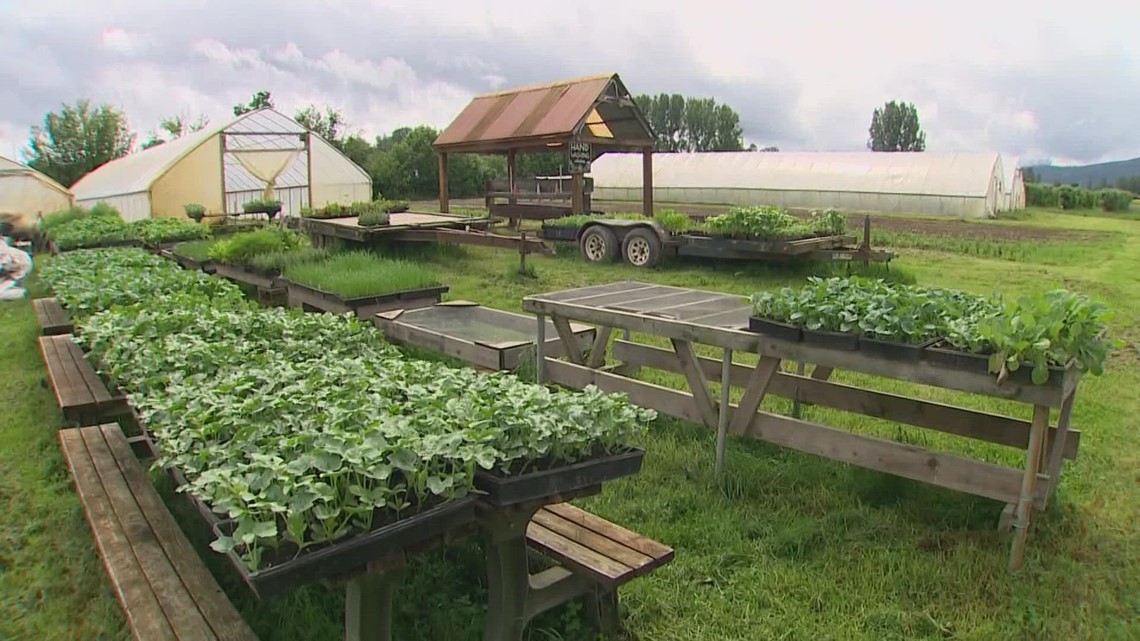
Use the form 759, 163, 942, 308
78, 427, 217, 639
552, 315, 586, 365
611, 340, 1080, 460
40, 335, 97, 417
525, 522, 630, 586
99, 425, 258, 641
60, 428, 179, 641
1044, 392, 1077, 503
670, 339, 718, 429
34, 297, 73, 335
543, 503, 674, 561
586, 326, 613, 368
73, 349, 113, 406
543, 358, 1045, 506
531, 510, 653, 570
1010, 405, 1049, 571
729, 356, 781, 436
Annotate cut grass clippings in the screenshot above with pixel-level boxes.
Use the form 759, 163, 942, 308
283, 251, 441, 299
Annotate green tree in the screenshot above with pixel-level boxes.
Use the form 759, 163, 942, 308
867, 101, 926, 151
141, 114, 209, 150
295, 104, 350, 149
233, 90, 274, 116
1023, 167, 1038, 183
633, 93, 745, 152
24, 99, 135, 187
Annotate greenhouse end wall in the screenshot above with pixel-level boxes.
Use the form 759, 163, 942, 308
593, 186, 991, 218
151, 135, 224, 219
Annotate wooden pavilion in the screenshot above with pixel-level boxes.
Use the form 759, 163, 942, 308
433, 73, 655, 218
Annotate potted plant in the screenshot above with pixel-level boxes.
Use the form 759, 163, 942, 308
243, 199, 283, 220
184, 203, 206, 223
747, 289, 803, 341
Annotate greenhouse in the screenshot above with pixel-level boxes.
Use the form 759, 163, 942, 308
71, 109, 371, 222
1000, 155, 1027, 211
0, 155, 73, 231
590, 151, 1006, 218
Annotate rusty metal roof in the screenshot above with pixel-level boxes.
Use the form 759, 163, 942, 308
434, 73, 653, 153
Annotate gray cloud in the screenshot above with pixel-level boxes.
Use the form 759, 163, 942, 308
1, 0, 1137, 163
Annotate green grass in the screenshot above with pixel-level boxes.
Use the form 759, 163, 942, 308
871, 229, 1123, 265
3, 206, 1140, 639
283, 251, 440, 298
172, 238, 219, 261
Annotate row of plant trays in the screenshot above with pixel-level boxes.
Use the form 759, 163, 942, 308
747, 316, 1071, 385
280, 278, 449, 320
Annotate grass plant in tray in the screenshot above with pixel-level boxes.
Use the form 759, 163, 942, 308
207, 228, 319, 275
283, 251, 441, 299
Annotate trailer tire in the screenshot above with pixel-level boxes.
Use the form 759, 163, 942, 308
622, 228, 662, 268
579, 225, 620, 263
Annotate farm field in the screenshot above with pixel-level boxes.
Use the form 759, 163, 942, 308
2, 207, 1139, 640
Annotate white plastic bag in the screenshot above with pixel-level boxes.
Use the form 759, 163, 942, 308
0, 237, 33, 300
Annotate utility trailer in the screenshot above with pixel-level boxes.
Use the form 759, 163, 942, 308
294, 211, 551, 257
540, 216, 892, 268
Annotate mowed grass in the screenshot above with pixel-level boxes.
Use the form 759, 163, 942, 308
172, 238, 218, 261
283, 251, 440, 298
2, 206, 1139, 640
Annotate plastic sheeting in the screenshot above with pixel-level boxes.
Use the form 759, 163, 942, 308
233, 150, 300, 201
0, 237, 32, 301
0, 156, 73, 230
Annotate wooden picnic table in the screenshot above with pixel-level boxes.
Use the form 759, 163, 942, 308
522, 280, 1081, 571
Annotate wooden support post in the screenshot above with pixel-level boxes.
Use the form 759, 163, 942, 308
670, 339, 718, 429
571, 173, 584, 215
507, 149, 519, 228
345, 570, 403, 641
518, 231, 527, 275
792, 361, 806, 418
715, 349, 733, 478
1043, 392, 1076, 506
729, 356, 781, 436
642, 147, 653, 217
535, 314, 546, 383
1010, 404, 1049, 571
552, 315, 586, 365
585, 326, 614, 369
438, 153, 449, 213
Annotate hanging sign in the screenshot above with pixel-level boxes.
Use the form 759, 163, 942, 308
567, 141, 592, 173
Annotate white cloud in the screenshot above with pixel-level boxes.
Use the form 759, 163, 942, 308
98, 27, 149, 56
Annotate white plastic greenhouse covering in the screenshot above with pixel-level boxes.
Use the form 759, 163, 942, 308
999, 155, 1026, 211
0, 156, 73, 231
71, 109, 371, 221
590, 151, 1005, 218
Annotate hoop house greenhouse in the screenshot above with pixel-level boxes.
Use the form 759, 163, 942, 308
71, 109, 371, 221
1000, 155, 1026, 211
590, 151, 1006, 218
0, 155, 73, 231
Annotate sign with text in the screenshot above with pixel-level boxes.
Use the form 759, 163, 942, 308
567, 141, 592, 173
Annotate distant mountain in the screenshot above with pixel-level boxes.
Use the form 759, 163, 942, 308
1028, 156, 1140, 188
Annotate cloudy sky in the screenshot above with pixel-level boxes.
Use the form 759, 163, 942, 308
1, 0, 1138, 166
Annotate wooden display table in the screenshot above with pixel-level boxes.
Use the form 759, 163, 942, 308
523, 281, 1081, 571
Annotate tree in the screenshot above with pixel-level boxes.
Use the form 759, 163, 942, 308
141, 114, 209, 150
867, 101, 926, 152
1023, 167, 1038, 183
24, 99, 135, 187
233, 90, 274, 116
295, 104, 349, 149
633, 94, 745, 152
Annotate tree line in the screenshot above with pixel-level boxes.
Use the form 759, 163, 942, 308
22, 90, 931, 200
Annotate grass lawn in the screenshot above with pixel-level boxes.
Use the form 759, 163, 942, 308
2, 207, 1139, 640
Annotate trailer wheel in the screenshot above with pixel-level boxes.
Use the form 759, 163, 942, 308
579, 225, 620, 263
622, 228, 662, 268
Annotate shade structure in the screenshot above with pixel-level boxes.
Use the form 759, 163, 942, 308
590, 151, 1006, 218
71, 109, 371, 221
0, 156, 74, 231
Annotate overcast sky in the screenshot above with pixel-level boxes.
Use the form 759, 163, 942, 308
2, 0, 1138, 166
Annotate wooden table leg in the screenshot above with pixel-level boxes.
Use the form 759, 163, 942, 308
586, 326, 614, 368
792, 361, 806, 418
1010, 404, 1049, 571
535, 313, 546, 383
715, 349, 733, 478
729, 356, 781, 436
552, 315, 586, 364
345, 569, 403, 641
671, 339, 718, 429
481, 505, 594, 641
1042, 392, 1076, 508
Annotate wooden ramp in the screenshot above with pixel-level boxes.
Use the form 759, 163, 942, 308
33, 297, 73, 335
39, 335, 127, 425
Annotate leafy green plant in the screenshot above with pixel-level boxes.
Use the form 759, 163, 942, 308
242, 199, 283, 216
357, 210, 389, 227
129, 218, 210, 245
184, 203, 206, 222
284, 251, 440, 298
705, 206, 813, 240
654, 210, 694, 234
48, 212, 131, 250
42, 206, 87, 231
207, 228, 309, 267
810, 209, 847, 236
87, 202, 122, 219
1099, 189, 1133, 212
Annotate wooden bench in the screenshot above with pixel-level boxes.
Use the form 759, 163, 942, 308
60, 424, 258, 641
33, 297, 73, 335
526, 502, 674, 631
39, 335, 127, 425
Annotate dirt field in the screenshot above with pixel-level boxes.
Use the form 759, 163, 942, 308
430, 198, 1102, 242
